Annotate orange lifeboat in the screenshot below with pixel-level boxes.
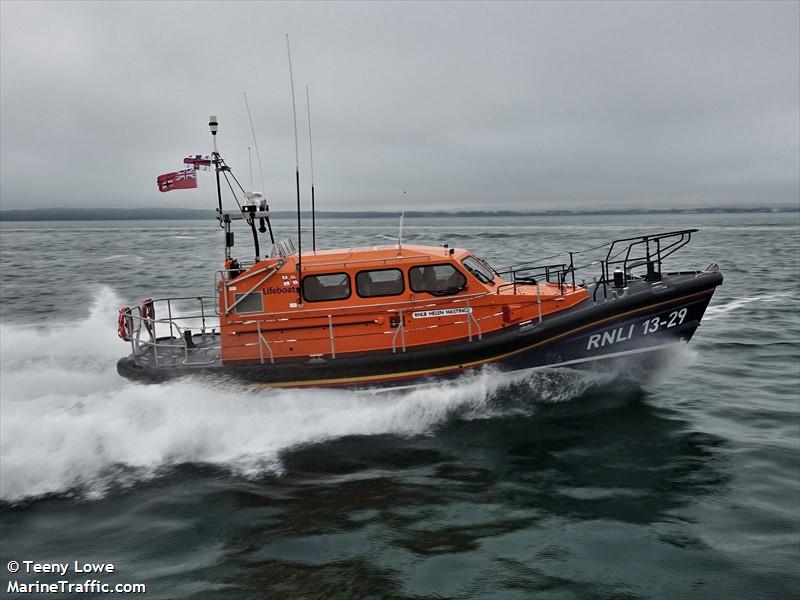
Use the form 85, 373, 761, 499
116, 119, 722, 389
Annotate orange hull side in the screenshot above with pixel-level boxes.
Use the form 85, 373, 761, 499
217, 245, 588, 364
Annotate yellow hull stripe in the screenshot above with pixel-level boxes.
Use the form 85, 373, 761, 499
258, 288, 714, 388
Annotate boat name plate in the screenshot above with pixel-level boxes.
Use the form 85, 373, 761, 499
412, 308, 472, 319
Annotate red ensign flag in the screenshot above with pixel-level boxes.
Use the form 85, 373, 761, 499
157, 168, 197, 192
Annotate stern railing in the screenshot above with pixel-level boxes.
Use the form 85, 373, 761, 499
124, 296, 219, 366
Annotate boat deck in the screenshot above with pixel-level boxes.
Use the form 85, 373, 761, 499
130, 333, 222, 369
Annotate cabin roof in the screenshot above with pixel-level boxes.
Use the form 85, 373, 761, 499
287, 244, 469, 270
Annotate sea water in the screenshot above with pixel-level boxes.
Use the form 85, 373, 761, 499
0, 213, 798, 599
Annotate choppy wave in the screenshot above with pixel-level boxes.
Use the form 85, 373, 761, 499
703, 291, 797, 320
0, 287, 685, 504
96, 254, 145, 263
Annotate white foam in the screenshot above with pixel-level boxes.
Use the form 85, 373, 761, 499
0, 287, 662, 504
0, 289, 514, 502
703, 291, 796, 321
96, 254, 144, 263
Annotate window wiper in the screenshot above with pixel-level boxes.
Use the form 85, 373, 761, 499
465, 264, 493, 285
428, 284, 467, 296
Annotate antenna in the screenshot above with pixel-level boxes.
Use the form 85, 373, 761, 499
243, 94, 274, 246
243, 92, 265, 193
306, 84, 316, 252
248, 146, 253, 190
397, 211, 404, 257
286, 34, 302, 304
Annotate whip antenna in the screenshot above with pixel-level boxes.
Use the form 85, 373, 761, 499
248, 146, 253, 190
398, 211, 404, 257
286, 34, 302, 303
306, 84, 316, 252
243, 92, 265, 193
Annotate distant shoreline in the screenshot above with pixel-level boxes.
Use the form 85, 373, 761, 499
0, 206, 797, 221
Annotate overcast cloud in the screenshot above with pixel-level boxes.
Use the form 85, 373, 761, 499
1, 0, 798, 212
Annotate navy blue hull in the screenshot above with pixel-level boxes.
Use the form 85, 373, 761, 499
501, 285, 711, 372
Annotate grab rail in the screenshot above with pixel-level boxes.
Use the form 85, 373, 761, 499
496, 229, 697, 303
594, 229, 697, 300
124, 296, 220, 366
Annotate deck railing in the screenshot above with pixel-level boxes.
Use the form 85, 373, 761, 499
592, 229, 697, 301
494, 228, 698, 303
124, 296, 219, 366
124, 290, 522, 366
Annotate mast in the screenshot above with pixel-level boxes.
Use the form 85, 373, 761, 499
286, 34, 302, 304
208, 115, 265, 262
209, 115, 233, 261
209, 115, 222, 216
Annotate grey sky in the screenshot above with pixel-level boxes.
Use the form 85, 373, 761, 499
1, 0, 798, 212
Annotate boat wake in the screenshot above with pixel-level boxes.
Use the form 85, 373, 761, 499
703, 291, 796, 321
0, 287, 689, 504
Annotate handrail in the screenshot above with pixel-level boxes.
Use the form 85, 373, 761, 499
496, 229, 697, 304
222, 260, 284, 315
255, 321, 274, 364
300, 253, 435, 270
124, 296, 221, 366
327, 314, 336, 358
391, 309, 406, 353
222, 306, 499, 357
226, 290, 494, 323
602, 228, 698, 259
593, 271, 608, 302
146, 295, 217, 304
590, 229, 697, 300
226, 262, 282, 284
466, 298, 482, 341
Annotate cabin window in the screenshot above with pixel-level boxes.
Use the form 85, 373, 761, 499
462, 256, 495, 285
408, 264, 467, 296
234, 291, 263, 314
356, 268, 405, 298
302, 272, 351, 302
